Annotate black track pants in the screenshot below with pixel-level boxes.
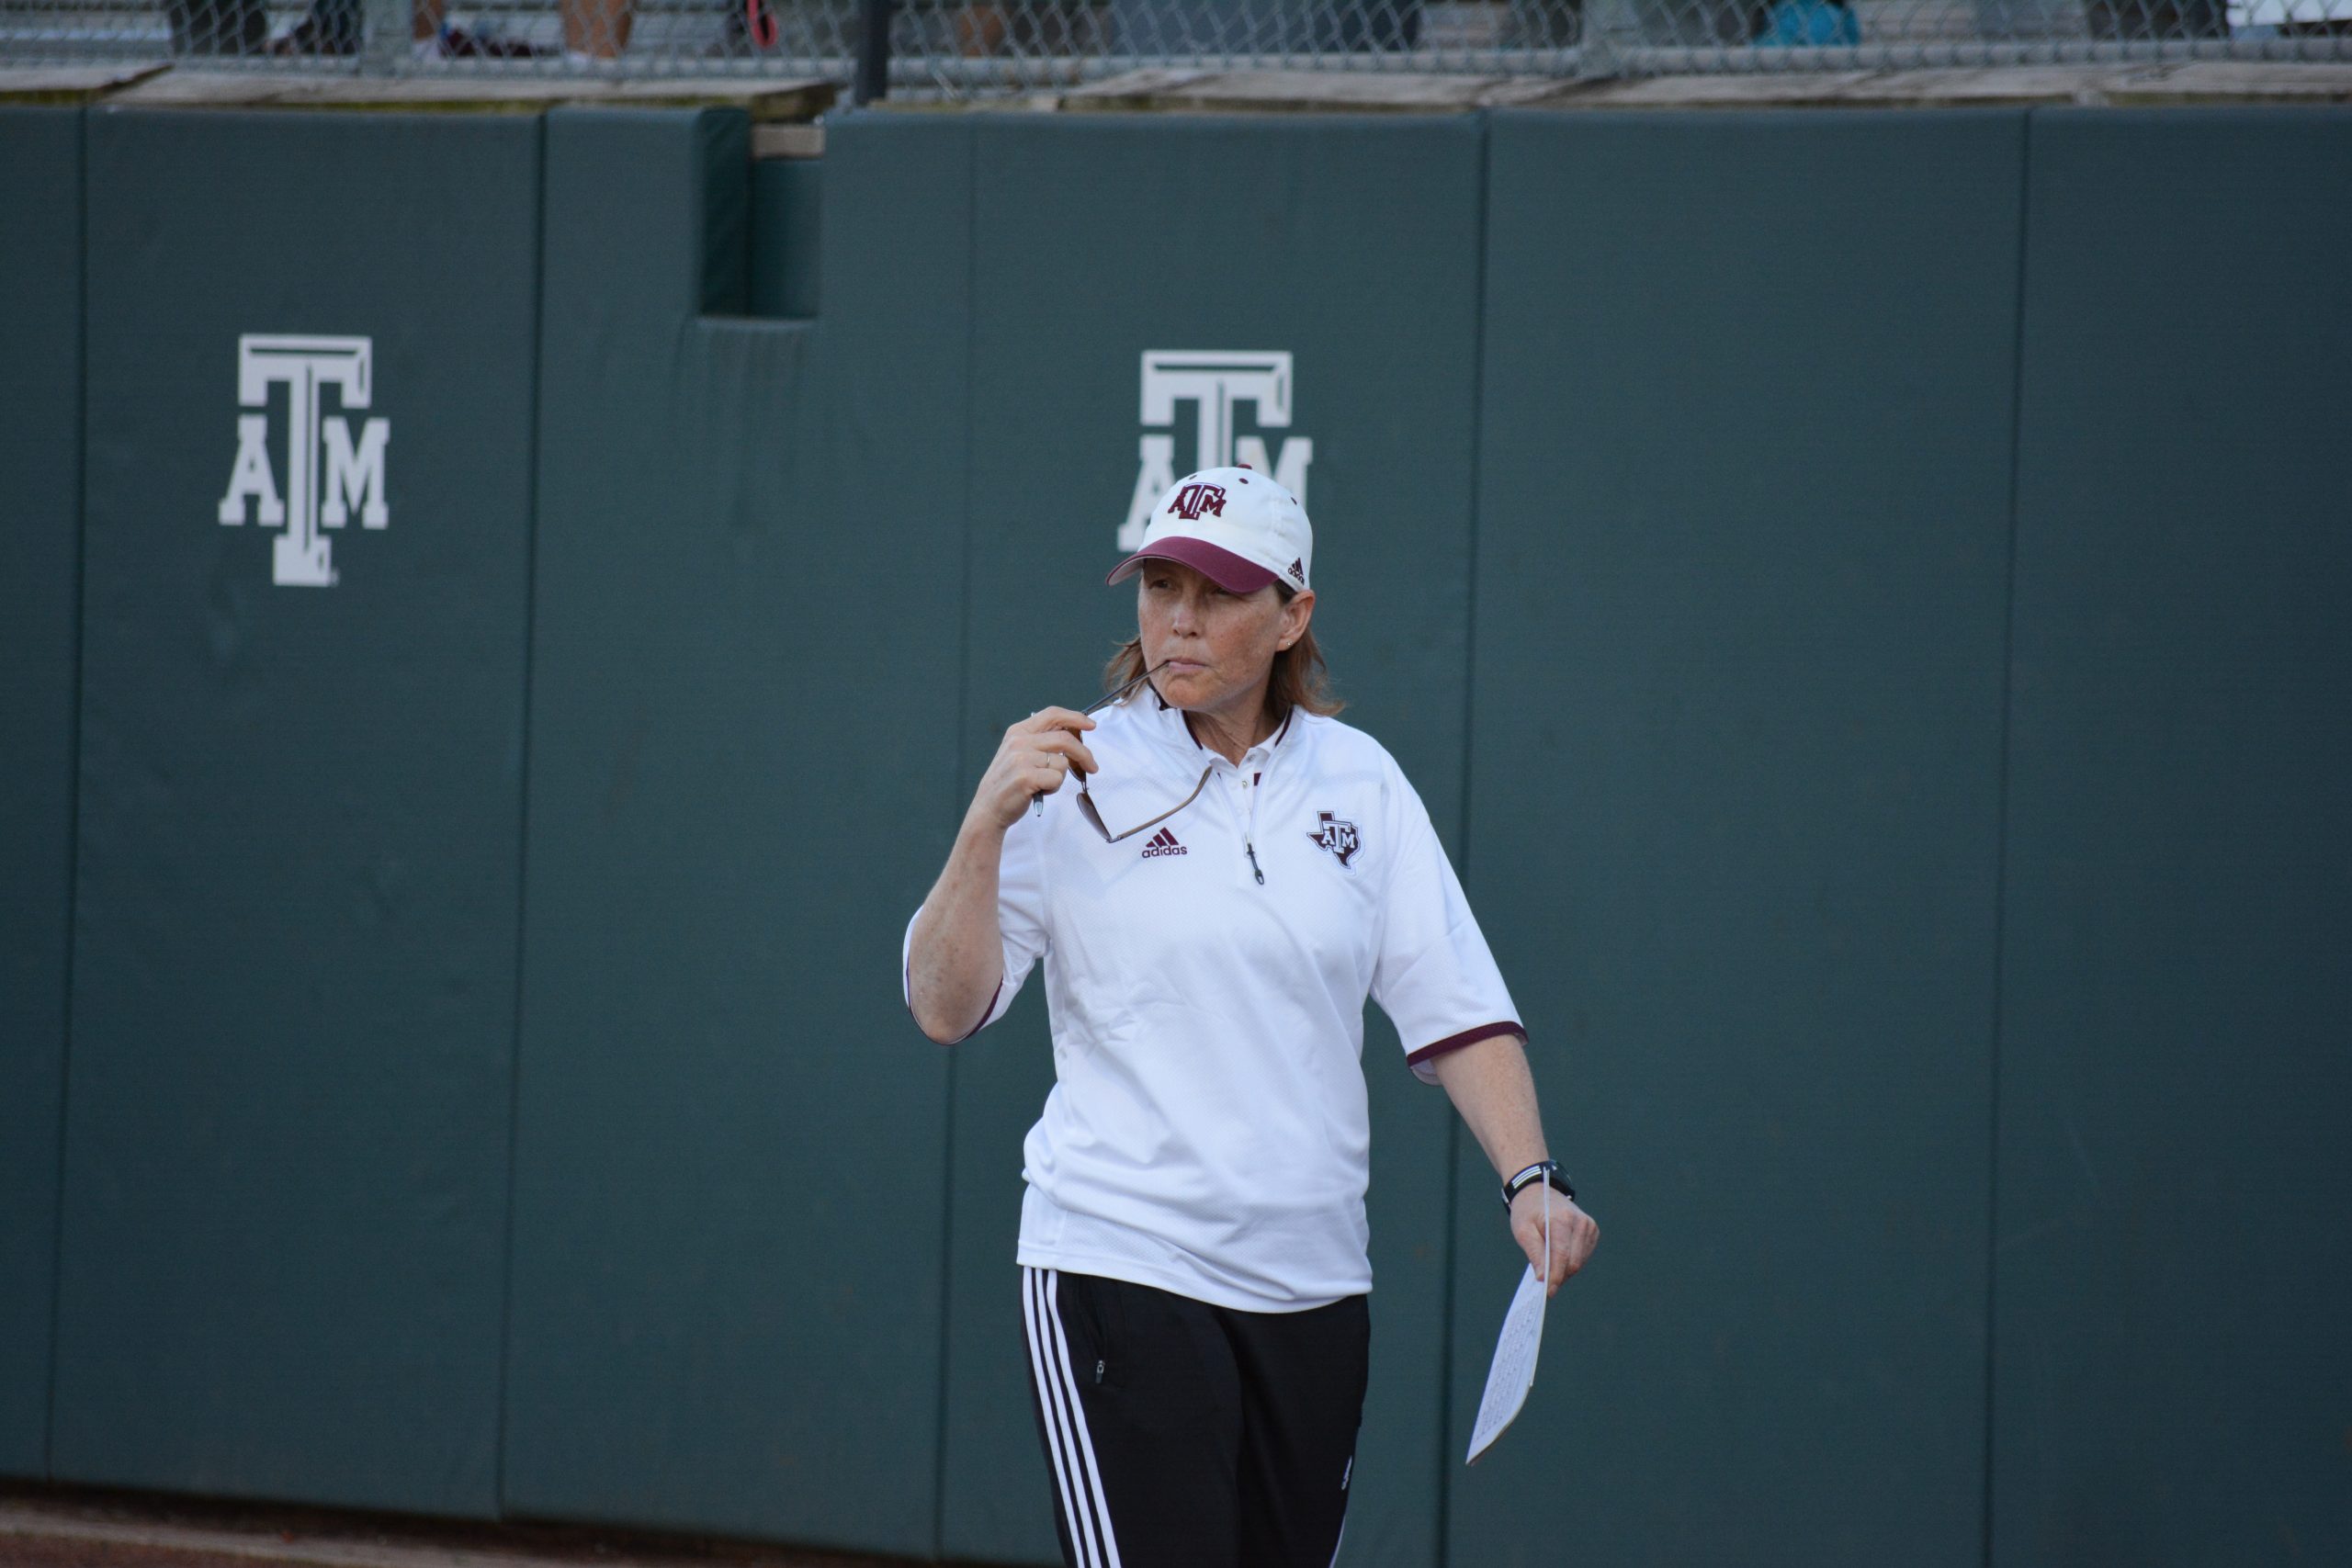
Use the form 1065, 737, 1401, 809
1021, 1266, 1370, 1568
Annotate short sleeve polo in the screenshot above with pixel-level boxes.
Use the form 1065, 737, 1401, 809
901, 696, 1522, 1311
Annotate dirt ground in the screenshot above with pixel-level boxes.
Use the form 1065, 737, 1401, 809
4, 1539, 266, 1568
0, 1484, 926, 1568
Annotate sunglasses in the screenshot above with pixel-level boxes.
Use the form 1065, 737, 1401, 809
1056, 660, 1215, 844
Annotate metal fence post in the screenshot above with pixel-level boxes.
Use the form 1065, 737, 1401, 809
1579, 0, 1638, 76
361, 0, 406, 73
857, 0, 895, 102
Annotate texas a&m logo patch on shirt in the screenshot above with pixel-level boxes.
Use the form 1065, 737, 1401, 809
1308, 811, 1361, 869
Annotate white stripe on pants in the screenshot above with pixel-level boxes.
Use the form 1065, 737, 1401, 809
1023, 1266, 1124, 1568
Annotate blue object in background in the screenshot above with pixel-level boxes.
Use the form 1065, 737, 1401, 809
1755, 0, 1861, 43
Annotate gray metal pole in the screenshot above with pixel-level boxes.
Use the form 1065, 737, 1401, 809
1578, 0, 1642, 75
361, 0, 406, 73
857, 0, 895, 101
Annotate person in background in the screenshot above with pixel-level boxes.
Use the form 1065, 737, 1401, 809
259, 0, 598, 58
557, 0, 633, 62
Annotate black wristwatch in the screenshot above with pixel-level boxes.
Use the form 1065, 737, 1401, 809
1500, 1159, 1575, 1211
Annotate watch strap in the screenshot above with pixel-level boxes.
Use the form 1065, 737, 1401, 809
1500, 1159, 1575, 1210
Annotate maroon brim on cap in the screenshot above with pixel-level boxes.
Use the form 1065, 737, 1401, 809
1105, 536, 1280, 595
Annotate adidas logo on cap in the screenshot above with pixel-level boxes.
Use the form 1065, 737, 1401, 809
1140, 828, 1188, 859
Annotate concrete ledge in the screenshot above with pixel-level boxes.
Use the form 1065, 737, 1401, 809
0, 62, 171, 103
1057, 66, 1545, 112
752, 121, 825, 157
1056, 60, 2352, 112
10, 59, 2346, 117
1533, 60, 2352, 107
59, 67, 835, 118
2089, 60, 2352, 104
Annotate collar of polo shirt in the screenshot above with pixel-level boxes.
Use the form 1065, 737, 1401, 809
1147, 688, 1296, 765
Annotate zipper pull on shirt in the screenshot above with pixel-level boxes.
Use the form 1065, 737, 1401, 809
1223, 764, 1267, 886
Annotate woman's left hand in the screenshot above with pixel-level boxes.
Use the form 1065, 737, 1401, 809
1509, 1188, 1598, 1298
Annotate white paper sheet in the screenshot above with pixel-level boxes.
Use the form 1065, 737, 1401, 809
1465, 1189, 1550, 1465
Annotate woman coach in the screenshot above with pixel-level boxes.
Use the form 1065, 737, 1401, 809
903, 467, 1598, 1568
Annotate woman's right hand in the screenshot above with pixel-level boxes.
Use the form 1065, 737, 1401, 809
967, 708, 1099, 833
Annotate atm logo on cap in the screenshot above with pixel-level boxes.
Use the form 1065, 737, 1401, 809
216, 333, 391, 588
1168, 482, 1228, 522
1121, 351, 1312, 550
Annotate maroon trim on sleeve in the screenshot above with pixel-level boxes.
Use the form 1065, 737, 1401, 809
944, 981, 1004, 1044
1405, 1021, 1527, 1071
904, 958, 1002, 1046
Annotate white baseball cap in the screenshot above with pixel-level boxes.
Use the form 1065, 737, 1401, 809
1107, 467, 1313, 596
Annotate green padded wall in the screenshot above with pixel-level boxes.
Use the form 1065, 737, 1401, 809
0, 105, 84, 1481
1990, 108, 2352, 1567
939, 114, 1487, 1567
1457, 110, 2026, 1564
54, 109, 541, 1513
747, 158, 821, 321
499, 108, 959, 1557
3, 97, 2346, 1565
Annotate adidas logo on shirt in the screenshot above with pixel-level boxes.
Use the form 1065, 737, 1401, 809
1140, 827, 1189, 859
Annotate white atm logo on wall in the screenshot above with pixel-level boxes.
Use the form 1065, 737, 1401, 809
216, 334, 390, 588
1120, 351, 1313, 550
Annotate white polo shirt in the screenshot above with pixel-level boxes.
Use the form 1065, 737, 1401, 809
903, 694, 1523, 1312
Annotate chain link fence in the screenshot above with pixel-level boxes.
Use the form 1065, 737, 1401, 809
3, 0, 2346, 92
0, 0, 858, 70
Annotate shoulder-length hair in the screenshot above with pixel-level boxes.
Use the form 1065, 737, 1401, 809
1102, 586, 1343, 723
